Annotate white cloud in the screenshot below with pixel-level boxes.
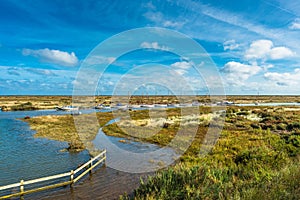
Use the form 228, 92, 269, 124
173, 69, 187, 75
221, 61, 261, 85
223, 40, 240, 51
170, 61, 193, 75
269, 47, 295, 59
162, 20, 185, 29
140, 42, 170, 51
170, 61, 193, 69
261, 64, 274, 70
143, 11, 186, 29
289, 18, 300, 30
244, 40, 273, 60
244, 40, 295, 61
264, 68, 300, 86
22, 48, 78, 67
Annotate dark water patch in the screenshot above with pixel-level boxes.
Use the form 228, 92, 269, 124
0, 111, 89, 187
38, 167, 151, 200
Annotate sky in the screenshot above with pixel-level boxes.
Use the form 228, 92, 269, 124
1, 0, 300, 95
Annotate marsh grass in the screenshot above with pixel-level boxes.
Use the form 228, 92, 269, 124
120, 106, 300, 199
22, 104, 300, 199
23, 112, 114, 151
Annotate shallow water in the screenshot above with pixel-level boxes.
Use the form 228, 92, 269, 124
0, 111, 90, 186
0, 110, 177, 199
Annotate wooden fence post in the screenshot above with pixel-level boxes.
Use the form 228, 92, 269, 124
70, 170, 74, 187
89, 158, 93, 174
0, 150, 106, 199
103, 150, 106, 167
20, 179, 24, 199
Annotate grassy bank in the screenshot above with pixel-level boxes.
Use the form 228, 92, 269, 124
23, 105, 300, 199
23, 112, 114, 152
120, 106, 300, 199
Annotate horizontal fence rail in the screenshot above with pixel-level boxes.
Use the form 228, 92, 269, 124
0, 149, 106, 199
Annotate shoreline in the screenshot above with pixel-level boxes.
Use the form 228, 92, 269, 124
1, 95, 300, 111
5, 104, 300, 199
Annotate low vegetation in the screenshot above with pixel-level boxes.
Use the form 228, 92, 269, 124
120, 106, 300, 199
23, 112, 114, 152
22, 104, 300, 199
2, 95, 300, 111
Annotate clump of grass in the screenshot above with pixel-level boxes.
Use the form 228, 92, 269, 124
11, 102, 37, 111
23, 112, 114, 152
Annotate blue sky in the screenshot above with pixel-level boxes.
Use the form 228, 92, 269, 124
1, 0, 300, 95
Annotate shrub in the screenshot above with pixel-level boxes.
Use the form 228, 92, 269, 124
276, 123, 286, 131
286, 122, 300, 131
251, 123, 260, 129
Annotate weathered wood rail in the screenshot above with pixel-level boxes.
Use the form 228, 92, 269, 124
0, 149, 106, 199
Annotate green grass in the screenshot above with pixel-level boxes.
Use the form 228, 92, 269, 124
118, 106, 300, 199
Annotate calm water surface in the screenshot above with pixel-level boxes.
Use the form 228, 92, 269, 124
0, 110, 90, 186
0, 109, 173, 199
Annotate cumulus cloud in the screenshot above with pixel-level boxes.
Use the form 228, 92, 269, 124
170, 61, 193, 75
221, 61, 261, 85
140, 42, 170, 51
289, 18, 300, 30
269, 47, 295, 60
264, 68, 300, 86
244, 40, 273, 60
171, 61, 193, 69
244, 40, 295, 61
22, 48, 78, 67
223, 40, 239, 51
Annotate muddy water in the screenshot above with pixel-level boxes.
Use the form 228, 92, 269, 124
38, 167, 151, 200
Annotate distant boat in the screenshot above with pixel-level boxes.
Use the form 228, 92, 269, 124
173, 104, 181, 108
167, 103, 176, 107
154, 104, 167, 108
192, 101, 202, 106
102, 106, 111, 110
71, 111, 82, 115
217, 101, 234, 106
94, 104, 103, 109
179, 103, 193, 107
141, 104, 155, 108
128, 105, 141, 109
95, 104, 111, 110
56, 105, 79, 111
111, 103, 128, 110
223, 101, 234, 105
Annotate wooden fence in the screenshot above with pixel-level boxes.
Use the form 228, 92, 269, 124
0, 149, 106, 199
